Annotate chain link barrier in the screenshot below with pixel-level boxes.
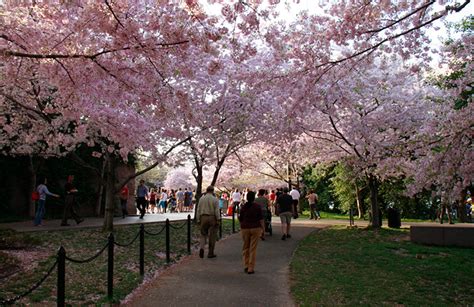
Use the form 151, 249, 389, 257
144, 224, 166, 236
65, 242, 109, 264
114, 231, 140, 247
1, 218, 192, 305
0, 259, 58, 305
168, 221, 187, 230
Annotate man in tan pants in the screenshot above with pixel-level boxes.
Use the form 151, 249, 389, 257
196, 186, 221, 258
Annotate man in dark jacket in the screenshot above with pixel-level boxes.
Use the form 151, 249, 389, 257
275, 187, 293, 240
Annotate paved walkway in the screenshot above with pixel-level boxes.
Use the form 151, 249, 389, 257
0, 212, 194, 232
124, 221, 323, 307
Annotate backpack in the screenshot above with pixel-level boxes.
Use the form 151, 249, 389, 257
31, 191, 40, 201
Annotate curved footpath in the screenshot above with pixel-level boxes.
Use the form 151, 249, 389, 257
125, 222, 324, 307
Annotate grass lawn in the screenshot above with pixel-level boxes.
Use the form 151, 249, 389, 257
290, 226, 474, 306
301, 210, 433, 223
0, 219, 239, 305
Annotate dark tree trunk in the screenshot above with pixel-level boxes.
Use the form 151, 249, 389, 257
193, 163, 203, 221
210, 158, 225, 187
27, 156, 36, 217
103, 156, 116, 232
95, 159, 107, 217
368, 174, 381, 228
287, 162, 292, 189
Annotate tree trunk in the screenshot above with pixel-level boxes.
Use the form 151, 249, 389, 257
287, 162, 292, 189
27, 156, 36, 217
368, 174, 381, 228
103, 156, 116, 232
193, 164, 203, 221
210, 158, 225, 187
458, 188, 468, 223
95, 159, 107, 217
355, 183, 364, 219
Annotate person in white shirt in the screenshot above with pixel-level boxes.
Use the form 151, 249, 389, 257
159, 189, 168, 213
289, 187, 300, 218
232, 189, 241, 213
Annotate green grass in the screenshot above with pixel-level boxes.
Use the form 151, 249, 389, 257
0, 219, 239, 305
301, 210, 433, 223
290, 226, 474, 306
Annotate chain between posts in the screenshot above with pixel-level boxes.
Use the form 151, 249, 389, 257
0, 259, 58, 305
4, 219, 191, 305
168, 221, 187, 229
143, 224, 166, 236
64, 242, 109, 264
114, 231, 140, 247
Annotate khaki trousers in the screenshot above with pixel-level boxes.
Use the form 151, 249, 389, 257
200, 215, 218, 256
241, 228, 261, 272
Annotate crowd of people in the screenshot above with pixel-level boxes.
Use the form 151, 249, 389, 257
130, 180, 195, 219
196, 185, 321, 275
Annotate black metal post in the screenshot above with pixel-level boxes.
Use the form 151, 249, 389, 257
57, 246, 66, 307
219, 209, 223, 239
232, 205, 235, 233
107, 233, 114, 300
139, 224, 144, 276
187, 215, 191, 255
165, 219, 170, 263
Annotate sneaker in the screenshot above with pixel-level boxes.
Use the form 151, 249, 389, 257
286, 234, 292, 239
281, 234, 286, 240
199, 249, 204, 258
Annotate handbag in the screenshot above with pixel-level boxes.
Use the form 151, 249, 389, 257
31, 191, 40, 201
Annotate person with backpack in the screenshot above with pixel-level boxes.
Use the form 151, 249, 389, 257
34, 177, 59, 226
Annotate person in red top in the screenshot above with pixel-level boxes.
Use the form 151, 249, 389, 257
148, 188, 157, 214
120, 185, 129, 218
269, 190, 276, 215
238, 191, 264, 274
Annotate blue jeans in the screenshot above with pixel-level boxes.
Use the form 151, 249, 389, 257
34, 199, 46, 225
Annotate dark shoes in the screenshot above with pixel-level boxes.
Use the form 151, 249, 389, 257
281, 234, 286, 240
207, 254, 217, 258
286, 234, 291, 239
60, 223, 70, 226
199, 249, 204, 258
247, 271, 255, 274
244, 268, 248, 273
76, 219, 84, 225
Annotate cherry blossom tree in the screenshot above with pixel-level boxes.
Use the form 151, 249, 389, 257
2, 0, 472, 230
164, 167, 194, 190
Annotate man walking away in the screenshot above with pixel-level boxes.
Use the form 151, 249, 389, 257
275, 187, 293, 240
289, 187, 300, 219
196, 186, 221, 258
136, 180, 149, 219
306, 189, 320, 220
232, 188, 241, 214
